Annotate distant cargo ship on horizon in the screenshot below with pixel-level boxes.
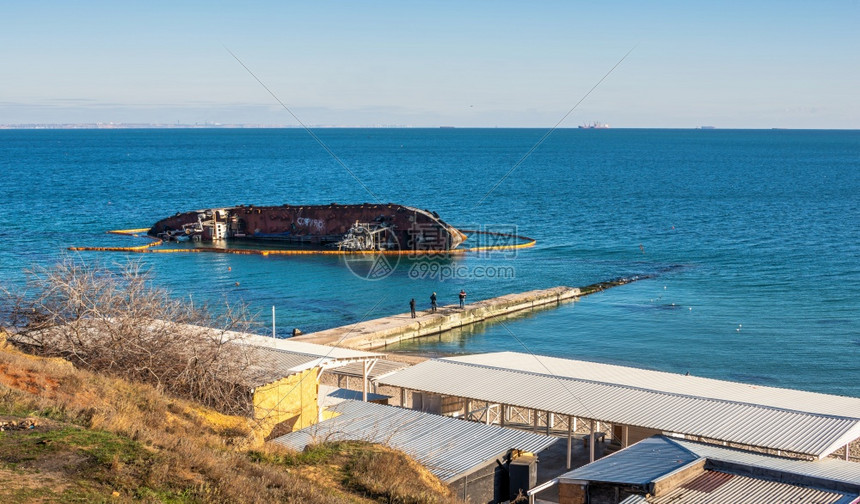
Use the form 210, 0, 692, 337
578, 121, 610, 129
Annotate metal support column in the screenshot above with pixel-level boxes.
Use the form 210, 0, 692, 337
566, 415, 573, 470
362, 360, 368, 402
589, 419, 596, 463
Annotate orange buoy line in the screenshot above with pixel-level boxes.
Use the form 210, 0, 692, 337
68, 229, 535, 255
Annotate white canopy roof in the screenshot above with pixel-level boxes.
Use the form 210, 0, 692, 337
380, 352, 860, 459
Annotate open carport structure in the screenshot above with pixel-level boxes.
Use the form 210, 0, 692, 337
379, 352, 860, 468
326, 358, 409, 393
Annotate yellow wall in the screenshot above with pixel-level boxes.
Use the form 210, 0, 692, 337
252, 367, 319, 436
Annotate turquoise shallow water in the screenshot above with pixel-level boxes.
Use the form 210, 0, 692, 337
1, 128, 857, 396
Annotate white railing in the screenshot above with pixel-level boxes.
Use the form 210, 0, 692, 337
526, 477, 558, 504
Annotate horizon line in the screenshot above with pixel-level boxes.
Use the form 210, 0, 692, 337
1, 123, 858, 131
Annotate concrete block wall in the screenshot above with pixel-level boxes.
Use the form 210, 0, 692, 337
558, 480, 587, 504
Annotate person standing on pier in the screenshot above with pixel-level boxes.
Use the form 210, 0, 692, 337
430, 292, 437, 312
458, 289, 467, 308
410, 298, 416, 318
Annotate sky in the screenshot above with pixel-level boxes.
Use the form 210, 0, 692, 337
2, 1, 858, 128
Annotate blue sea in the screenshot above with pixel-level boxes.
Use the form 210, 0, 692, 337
1, 128, 857, 397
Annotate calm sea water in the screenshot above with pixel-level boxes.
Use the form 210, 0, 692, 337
1, 128, 857, 396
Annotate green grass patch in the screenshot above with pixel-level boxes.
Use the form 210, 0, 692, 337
0, 422, 187, 502
251, 441, 371, 468
133, 485, 199, 504
0, 426, 147, 468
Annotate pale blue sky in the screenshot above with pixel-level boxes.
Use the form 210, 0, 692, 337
2, 1, 857, 128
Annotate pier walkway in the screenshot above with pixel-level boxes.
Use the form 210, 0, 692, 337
292, 286, 581, 350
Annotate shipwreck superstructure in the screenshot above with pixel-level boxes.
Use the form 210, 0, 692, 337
149, 203, 467, 251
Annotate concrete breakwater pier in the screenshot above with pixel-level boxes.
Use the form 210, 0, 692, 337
292, 277, 643, 350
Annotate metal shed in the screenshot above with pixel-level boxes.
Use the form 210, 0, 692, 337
229, 336, 385, 431
557, 435, 860, 504
238, 334, 383, 400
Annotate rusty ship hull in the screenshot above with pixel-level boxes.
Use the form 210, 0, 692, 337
149, 203, 466, 251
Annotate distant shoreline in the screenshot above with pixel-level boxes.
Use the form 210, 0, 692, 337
1, 124, 857, 131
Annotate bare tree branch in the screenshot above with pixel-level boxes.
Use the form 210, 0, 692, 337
1, 257, 257, 415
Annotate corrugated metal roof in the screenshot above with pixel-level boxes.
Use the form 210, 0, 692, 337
444, 352, 860, 419
649, 470, 855, 504
379, 358, 860, 458
561, 436, 860, 504
239, 333, 381, 362
560, 436, 860, 491
328, 359, 409, 380
271, 400, 558, 483
163, 321, 380, 362
672, 438, 860, 490
249, 345, 320, 371
559, 436, 701, 486
237, 336, 383, 386
241, 345, 325, 386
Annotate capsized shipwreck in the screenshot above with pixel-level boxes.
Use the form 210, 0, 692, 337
148, 203, 467, 251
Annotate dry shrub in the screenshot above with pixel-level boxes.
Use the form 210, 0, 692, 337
0, 334, 252, 447
345, 444, 458, 504
3, 257, 257, 415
